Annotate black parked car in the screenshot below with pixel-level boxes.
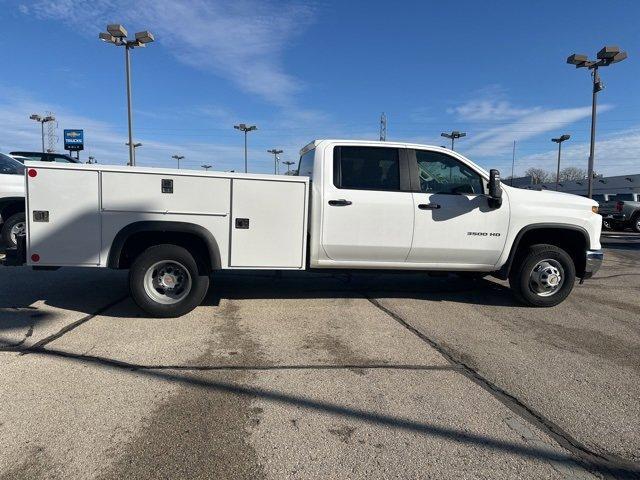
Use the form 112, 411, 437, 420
9, 151, 80, 163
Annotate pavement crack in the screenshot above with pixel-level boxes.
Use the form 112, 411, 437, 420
18, 295, 129, 355
364, 295, 640, 479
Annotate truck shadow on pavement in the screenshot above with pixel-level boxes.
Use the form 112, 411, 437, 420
202, 271, 521, 309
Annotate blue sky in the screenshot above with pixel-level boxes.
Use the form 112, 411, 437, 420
1, 0, 638, 176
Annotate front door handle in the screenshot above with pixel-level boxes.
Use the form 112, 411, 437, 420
328, 199, 352, 206
418, 203, 441, 210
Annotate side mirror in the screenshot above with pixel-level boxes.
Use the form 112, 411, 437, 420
488, 169, 502, 208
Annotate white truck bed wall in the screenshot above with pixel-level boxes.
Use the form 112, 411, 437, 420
25, 163, 309, 269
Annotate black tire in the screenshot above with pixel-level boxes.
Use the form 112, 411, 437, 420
631, 214, 640, 234
129, 244, 210, 317
1, 212, 26, 248
509, 244, 576, 307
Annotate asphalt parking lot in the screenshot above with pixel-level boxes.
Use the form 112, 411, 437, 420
0, 232, 638, 479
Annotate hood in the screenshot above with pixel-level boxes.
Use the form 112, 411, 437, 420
503, 184, 597, 208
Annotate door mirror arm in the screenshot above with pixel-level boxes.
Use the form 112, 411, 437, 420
488, 169, 503, 208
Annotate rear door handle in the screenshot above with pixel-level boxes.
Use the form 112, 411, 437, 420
418, 203, 441, 210
328, 199, 352, 206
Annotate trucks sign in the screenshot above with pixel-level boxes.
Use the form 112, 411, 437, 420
64, 129, 84, 151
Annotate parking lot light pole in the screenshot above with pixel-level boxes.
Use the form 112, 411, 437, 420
551, 135, 571, 191
99, 25, 155, 167
234, 124, 257, 173
172, 154, 184, 169
267, 149, 283, 174
440, 131, 466, 151
283, 160, 295, 174
567, 46, 627, 198
29, 114, 55, 153
201, 164, 212, 171
125, 141, 142, 165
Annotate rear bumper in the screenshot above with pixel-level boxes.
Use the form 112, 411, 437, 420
582, 249, 604, 279
603, 213, 626, 221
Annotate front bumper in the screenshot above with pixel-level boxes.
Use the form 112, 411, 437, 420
582, 249, 604, 279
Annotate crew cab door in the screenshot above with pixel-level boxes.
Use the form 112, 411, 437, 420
406, 149, 509, 267
321, 145, 414, 263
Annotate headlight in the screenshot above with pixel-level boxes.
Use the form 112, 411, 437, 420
592, 205, 599, 214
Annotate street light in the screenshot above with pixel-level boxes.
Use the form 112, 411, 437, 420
99, 24, 155, 167
125, 141, 142, 166
440, 131, 466, 151
551, 134, 571, 191
267, 149, 283, 174
234, 123, 257, 173
282, 160, 295, 174
201, 164, 212, 171
29, 114, 56, 153
172, 154, 184, 169
567, 45, 627, 198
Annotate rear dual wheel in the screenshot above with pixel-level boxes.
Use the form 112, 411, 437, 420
129, 244, 209, 317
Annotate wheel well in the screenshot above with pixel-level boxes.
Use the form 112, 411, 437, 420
0, 200, 25, 222
115, 231, 214, 274
505, 227, 588, 278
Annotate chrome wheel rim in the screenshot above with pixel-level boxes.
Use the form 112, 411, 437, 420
529, 259, 564, 297
10, 221, 25, 245
143, 260, 192, 305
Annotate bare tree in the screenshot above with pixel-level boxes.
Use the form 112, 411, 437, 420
524, 167, 552, 184
559, 167, 586, 181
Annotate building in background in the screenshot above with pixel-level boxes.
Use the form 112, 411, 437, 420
509, 173, 640, 197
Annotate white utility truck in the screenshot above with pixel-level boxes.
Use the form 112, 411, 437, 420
5, 140, 603, 317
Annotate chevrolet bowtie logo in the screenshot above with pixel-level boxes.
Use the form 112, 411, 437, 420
67, 131, 81, 138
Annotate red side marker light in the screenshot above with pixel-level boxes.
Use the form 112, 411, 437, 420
31, 254, 40, 262
28, 169, 37, 178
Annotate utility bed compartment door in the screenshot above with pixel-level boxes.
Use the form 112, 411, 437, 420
27, 167, 100, 266
101, 172, 230, 215
230, 179, 307, 268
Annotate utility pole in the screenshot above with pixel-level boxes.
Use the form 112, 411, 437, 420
440, 131, 466, 151
201, 164, 212, 170
172, 154, 184, 169
551, 135, 571, 191
234, 123, 257, 173
99, 25, 155, 166
29, 114, 56, 153
283, 161, 295, 174
511, 141, 516, 186
379, 112, 387, 141
567, 46, 627, 198
267, 149, 283, 174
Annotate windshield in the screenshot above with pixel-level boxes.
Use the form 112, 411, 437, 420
0, 153, 25, 175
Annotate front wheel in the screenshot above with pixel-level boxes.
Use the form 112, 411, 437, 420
129, 244, 210, 317
631, 214, 640, 233
509, 244, 576, 307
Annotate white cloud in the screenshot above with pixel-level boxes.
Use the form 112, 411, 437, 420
21, 0, 316, 105
448, 99, 540, 121
464, 105, 610, 157
514, 127, 640, 177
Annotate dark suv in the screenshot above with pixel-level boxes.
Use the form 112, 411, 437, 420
9, 151, 80, 163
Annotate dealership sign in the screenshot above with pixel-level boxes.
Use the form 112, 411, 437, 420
64, 129, 84, 151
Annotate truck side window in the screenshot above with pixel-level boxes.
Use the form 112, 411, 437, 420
334, 146, 400, 191
415, 150, 483, 195
297, 149, 314, 180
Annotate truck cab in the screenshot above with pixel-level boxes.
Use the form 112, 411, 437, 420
300, 140, 601, 279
